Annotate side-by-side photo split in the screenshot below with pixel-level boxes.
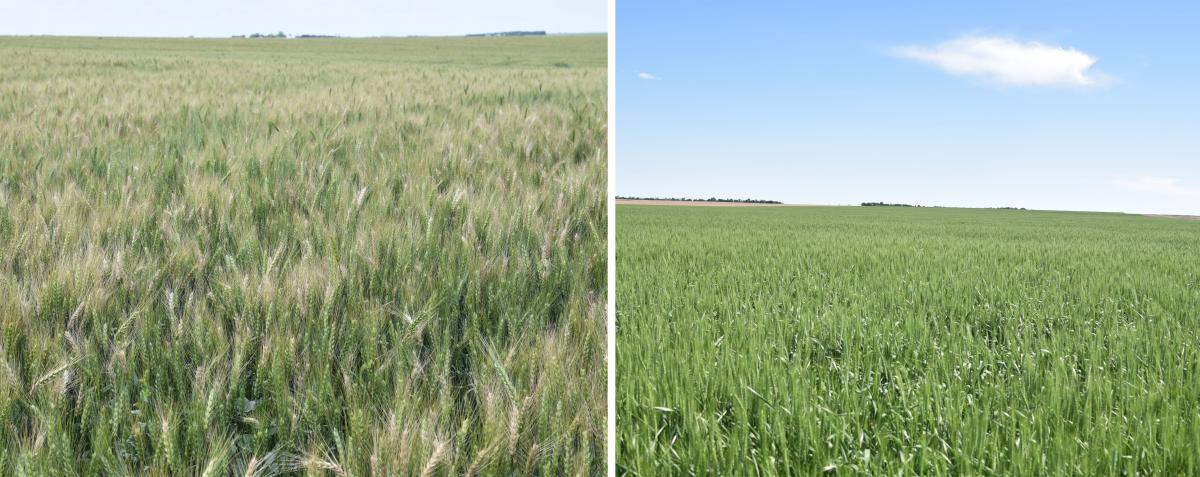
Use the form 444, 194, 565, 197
3, 1, 1199, 476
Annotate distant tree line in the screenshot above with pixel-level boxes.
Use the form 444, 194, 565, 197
618, 196, 783, 205
466, 31, 547, 37
231, 32, 341, 39
862, 202, 1026, 210
232, 32, 288, 38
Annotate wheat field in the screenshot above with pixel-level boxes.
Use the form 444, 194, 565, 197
618, 205, 1200, 476
0, 35, 606, 475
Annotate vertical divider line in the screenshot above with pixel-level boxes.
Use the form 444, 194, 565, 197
606, 0, 618, 474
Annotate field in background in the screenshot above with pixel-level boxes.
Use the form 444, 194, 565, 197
615, 199, 786, 207
618, 205, 1200, 475
0, 35, 606, 475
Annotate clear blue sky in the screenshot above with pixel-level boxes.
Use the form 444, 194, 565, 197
0, 0, 605, 37
618, 1, 1200, 215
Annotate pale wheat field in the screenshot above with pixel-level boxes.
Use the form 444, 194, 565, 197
0, 35, 606, 475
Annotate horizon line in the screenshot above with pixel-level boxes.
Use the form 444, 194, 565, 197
615, 197, 1198, 217
0, 31, 607, 40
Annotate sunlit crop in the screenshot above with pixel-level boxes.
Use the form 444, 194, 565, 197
0, 35, 606, 475
618, 205, 1200, 475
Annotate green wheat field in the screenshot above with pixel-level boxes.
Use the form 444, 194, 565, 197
0, 35, 606, 475
618, 205, 1200, 475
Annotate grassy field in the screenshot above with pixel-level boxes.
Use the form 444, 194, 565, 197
0, 35, 606, 475
618, 205, 1200, 475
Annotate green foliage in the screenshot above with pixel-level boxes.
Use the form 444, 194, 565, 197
0, 35, 606, 475
618, 205, 1200, 476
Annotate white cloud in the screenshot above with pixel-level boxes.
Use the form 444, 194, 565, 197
637, 72, 658, 80
894, 35, 1110, 87
1105, 176, 1200, 197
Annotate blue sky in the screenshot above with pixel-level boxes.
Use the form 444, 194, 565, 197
618, 1, 1200, 214
0, 0, 605, 37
